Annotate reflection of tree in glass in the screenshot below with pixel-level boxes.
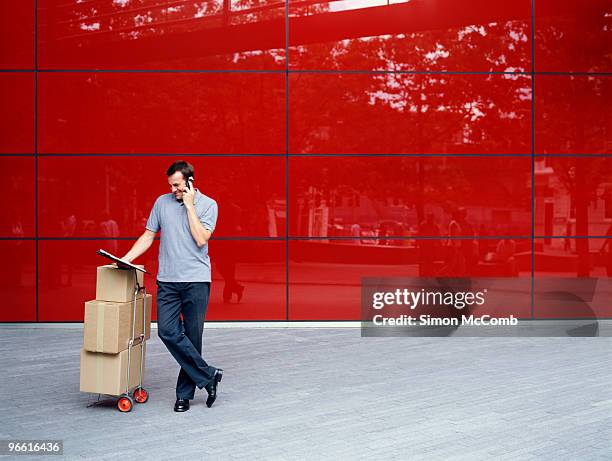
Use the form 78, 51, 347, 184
536, 76, 608, 154
535, 0, 611, 73
548, 157, 609, 276
290, 2, 529, 72
46, 0, 286, 69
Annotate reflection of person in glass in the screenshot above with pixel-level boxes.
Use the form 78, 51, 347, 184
440, 208, 475, 325
600, 224, 612, 277
564, 220, 572, 252
441, 208, 476, 276
60, 212, 77, 287
418, 213, 440, 276
7, 203, 25, 288
215, 190, 245, 303
100, 210, 120, 256
121, 160, 223, 413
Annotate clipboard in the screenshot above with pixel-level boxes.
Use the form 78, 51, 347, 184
96, 249, 150, 274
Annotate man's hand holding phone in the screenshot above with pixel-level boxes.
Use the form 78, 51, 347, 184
183, 178, 195, 209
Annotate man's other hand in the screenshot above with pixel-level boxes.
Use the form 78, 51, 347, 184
116, 256, 133, 270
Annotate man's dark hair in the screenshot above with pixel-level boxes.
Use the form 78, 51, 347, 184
166, 160, 195, 179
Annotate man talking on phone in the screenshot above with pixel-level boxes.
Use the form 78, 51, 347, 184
121, 160, 223, 412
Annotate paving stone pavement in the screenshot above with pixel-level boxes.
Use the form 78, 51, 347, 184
0, 327, 611, 460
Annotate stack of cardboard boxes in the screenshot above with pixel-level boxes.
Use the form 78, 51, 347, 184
80, 265, 152, 396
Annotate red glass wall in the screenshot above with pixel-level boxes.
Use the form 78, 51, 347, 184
1, 0, 610, 322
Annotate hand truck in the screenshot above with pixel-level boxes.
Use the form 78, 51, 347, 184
87, 267, 149, 413
116, 271, 149, 412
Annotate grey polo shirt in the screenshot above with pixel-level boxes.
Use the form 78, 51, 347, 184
146, 190, 218, 282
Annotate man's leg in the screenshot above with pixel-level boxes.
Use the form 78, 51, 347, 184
157, 281, 216, 397
176, 282, 216, 399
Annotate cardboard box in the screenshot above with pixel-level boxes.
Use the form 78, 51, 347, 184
80, 342, 146, 396
96, 264, 144, 302
83, 294, 152, 354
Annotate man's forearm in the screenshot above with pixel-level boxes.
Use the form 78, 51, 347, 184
123, 232, 155, 262
185, 206, 211, 248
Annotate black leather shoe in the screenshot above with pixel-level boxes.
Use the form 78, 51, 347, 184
205, 369, 223, 408
174, 398, 190, 412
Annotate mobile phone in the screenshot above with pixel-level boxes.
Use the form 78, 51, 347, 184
186, 175, 194, 191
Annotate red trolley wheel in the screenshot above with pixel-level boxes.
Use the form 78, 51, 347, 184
134, 388, 149, 404
117, 395, 134, 413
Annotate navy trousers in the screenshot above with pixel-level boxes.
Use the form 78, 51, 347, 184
156, 281, 217, 399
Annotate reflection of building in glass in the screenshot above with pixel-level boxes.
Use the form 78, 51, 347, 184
266, 198, 286, 237
535, 158, 612, 246
294, 155, 532, 241
295, 182, 531, 243
295, 185, 413, 241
